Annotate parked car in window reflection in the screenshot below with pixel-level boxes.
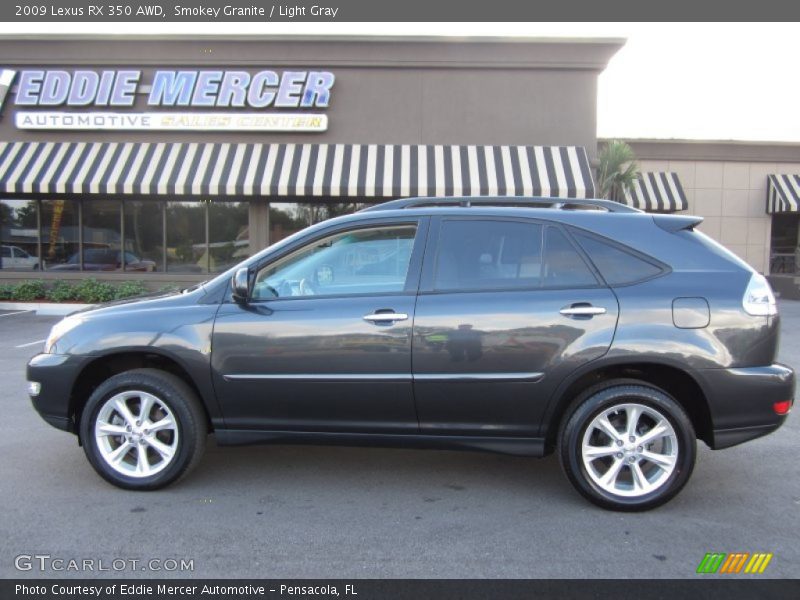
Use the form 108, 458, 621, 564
48, 249, 156, 272
1, 244, 40, 270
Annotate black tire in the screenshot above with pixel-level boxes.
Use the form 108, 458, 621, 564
558, 379, 696, 511
79, 368, 207, 490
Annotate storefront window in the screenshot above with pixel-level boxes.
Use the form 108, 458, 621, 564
269, 202, 373, 244
769, 213, 799, 274
125, 201, 164, 272
166, 201, 207, 273
1, 198, 380, 276
209, 202, 249, 273
0, 199, 40, 271
41, 199, 79, 271
80, 200, 124, 271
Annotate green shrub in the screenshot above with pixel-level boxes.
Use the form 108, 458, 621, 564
158, 284, 180, 294
45, 280, 78, 303
12, 280, 46, 301
113, 280, 148, 300
1, 278, 154, 304
72, 278, 116, 304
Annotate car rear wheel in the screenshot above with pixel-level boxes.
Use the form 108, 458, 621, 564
558, 379, 696, 511
79, 368, 207, 490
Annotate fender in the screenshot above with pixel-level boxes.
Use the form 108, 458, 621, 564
538, 353, 712, 440
70, 343, 225, 427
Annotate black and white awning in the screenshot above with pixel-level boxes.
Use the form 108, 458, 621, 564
620, 172, 688, 213
0, 141, 595, 199
767, 174, 800, 213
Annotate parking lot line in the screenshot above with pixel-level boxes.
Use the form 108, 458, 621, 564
15, 339, 45, 348
0, 310, 32, 318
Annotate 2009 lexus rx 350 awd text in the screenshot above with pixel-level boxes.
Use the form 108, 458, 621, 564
27, 197, 795, 511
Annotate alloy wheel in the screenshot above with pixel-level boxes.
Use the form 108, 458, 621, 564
94, 390, 179, 478
580, 402, 678, 498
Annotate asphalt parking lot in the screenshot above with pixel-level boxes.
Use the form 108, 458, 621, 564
1, 304, 798, 579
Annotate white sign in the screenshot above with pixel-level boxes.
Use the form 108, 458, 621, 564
15, 111, 328, 132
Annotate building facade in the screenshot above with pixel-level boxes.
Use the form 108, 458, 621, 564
0, 35, 622, 287
2, 36, 798, 296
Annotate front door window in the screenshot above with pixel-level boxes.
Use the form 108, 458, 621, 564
253, 225, 417, 301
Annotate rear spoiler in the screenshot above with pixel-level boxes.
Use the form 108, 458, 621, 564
652, 214, 704, 233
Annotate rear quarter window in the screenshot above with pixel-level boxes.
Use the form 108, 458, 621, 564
572, 231, 665, 285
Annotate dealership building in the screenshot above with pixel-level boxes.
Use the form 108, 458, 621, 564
0, 36, 798, 296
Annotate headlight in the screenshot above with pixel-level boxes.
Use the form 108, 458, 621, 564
43, 316, 83, 354
742, 273, 777, 317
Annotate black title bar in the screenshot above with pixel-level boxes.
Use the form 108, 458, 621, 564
3, 0, 800, 22
5, 579, 800, 600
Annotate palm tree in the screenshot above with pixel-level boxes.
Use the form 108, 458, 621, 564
597, 140, 639, 202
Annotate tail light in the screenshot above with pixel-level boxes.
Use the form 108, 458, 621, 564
742, 273, 777, 316
773, 400, 792, 416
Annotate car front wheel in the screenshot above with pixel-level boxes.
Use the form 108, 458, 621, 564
79, 368, 207, 490
559, 380, 696, 511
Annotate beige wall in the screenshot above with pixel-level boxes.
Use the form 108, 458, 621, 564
625, 141, 800, 275
636, 158, 786, 273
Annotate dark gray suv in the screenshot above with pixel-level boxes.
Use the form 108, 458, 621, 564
27, 197, 795, 510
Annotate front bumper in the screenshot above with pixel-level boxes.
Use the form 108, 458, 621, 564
695, 363, 795, 449
26, 353, 90, 434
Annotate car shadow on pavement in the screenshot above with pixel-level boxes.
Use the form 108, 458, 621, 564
182, 436, 582, 507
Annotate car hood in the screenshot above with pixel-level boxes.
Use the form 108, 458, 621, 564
68, 285, 207, 319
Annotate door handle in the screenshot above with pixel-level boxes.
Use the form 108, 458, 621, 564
363, 312, 409, 323
560, 305, 607, 317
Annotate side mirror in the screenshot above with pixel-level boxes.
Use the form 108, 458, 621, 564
231, 267, 250, 303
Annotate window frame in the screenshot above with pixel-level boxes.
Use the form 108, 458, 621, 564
244, 216, 430, 304
419, 215, 604, 295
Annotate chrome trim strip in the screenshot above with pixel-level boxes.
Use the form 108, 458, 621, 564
223, 372, 544, 382
223, 373, 413, 382
413, 372, 545, 382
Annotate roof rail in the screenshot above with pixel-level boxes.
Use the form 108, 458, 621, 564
359, 196, 641, 214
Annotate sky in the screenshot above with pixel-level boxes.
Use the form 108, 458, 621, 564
0, 21, 798, 143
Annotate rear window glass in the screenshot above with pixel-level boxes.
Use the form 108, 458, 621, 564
573, 231, 663, 285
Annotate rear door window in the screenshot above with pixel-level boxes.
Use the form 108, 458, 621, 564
433, 219, 543, 291
433, 219, 599, 291
542, 227, 598, 288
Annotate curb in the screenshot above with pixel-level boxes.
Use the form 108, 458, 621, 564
0, 302, 92, 316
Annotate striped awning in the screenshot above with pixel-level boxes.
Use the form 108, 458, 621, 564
767, 174, 800, 213
0, 141, 595, 199
620, 172, 688, 213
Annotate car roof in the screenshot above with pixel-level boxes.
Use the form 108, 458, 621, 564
335, 198, 741, 273
359, 196, 639, 214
